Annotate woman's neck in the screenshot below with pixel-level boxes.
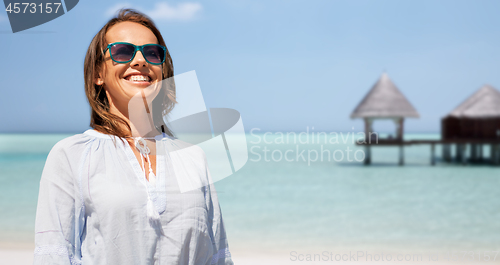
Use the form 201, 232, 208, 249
108, 103, 159, 138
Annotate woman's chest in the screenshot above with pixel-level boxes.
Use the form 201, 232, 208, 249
80, 146, 209, 225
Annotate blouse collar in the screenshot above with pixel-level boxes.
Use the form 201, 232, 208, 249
83, 129, 171, 141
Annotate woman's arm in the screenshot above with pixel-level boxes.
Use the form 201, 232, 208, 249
33, 141, 85, 265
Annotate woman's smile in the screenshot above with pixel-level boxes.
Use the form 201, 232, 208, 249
123, 72, 153, 87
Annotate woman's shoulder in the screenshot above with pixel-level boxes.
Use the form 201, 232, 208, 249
51, 130, 96, 151
42, 131, 98, 180
47, 129, 108, 161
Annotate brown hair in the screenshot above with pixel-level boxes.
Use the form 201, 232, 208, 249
84, 8, 176, 139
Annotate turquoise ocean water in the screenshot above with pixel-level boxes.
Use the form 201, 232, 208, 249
1, 132, 499, 254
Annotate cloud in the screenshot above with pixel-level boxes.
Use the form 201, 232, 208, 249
147, 2, 202, 21
105, 2, 202, 22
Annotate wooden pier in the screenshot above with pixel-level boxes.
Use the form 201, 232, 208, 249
358, 139, 500, 166
350, 75, 500, 166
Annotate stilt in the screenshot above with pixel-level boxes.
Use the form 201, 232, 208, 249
455, 143, 462, 163
399, 145, 404, 166
471, 144, 478, 161
364, 145, 371, 165
456, 144, 467, 165
364, 118, 372, 165
490, 144, 495, 165
461, 144, 468, 165
496, 144, 500, 165
431, 144, 436, 166
479, 144, 483, 161
442, 144, 451, 162
491, 144, 500, 165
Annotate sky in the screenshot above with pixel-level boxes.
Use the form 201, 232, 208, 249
1, 0, 500, 133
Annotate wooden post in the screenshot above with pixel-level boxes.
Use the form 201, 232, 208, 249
431, 143, 436, 166
399, 144, 404, 166
442, 144, 451, 162
496, 144, 500, 165
490, 144, 495, 165
462, 144, 468, 165
479, 144, 483, 161
471, 144, 478, 161
492, 144, 500, 165
394, 118, 404, 166
455, 143, 462, 163
396, 118, 404, 141
456, 144, 467, 165
364, 118, 373, 143
364, 118, 372, 165
364, 145, 371, 165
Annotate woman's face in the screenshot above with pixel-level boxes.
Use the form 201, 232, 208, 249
97, 21, 163, 113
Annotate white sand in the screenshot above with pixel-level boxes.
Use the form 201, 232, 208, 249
0, 247, 327, 265
0, 249, 33, 265
2, 246, 499, 265
230, 247, 500, 265
0, 248, 287, 265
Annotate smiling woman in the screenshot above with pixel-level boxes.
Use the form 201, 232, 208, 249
84, 9, 175, 140
32, 9, 234, 265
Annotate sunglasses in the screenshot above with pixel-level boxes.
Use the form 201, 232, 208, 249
104, 42, 167, 65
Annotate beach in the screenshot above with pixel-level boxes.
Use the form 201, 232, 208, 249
0, 249, 33, 264
4, 246, 500, 265
1, 133, 500, 264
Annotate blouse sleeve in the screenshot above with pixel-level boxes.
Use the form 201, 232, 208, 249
33, 141, 85, 265
203, 154, 234, 265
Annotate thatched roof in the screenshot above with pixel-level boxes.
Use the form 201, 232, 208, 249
350, 73, 419, 119
446, 85, 500, 118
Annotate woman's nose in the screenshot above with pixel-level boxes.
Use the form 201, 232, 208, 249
131, 50, 148, 67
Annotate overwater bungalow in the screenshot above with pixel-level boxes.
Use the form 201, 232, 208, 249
350, 73, 419, 165
441, 85, 500, 164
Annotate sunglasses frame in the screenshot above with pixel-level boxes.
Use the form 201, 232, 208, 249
104, 42, 167, 65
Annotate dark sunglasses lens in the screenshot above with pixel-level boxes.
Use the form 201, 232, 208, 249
110, 44, 135, 62
143, 45, 165, 64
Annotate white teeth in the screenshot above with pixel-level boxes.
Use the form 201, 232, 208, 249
128, 75, 149, 82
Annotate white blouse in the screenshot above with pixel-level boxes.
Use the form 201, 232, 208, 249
33, 129, 233, 265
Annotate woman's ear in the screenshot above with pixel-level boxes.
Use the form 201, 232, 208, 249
95, 64, 106, 86
95, 73, 104, 86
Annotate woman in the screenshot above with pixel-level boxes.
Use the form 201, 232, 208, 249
33, 9, 233, 265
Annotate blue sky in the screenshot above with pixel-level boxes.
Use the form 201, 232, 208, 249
1, 0, 500, 133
